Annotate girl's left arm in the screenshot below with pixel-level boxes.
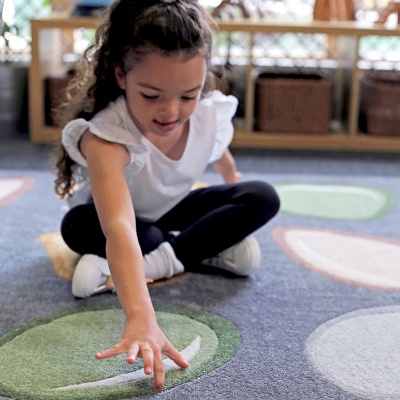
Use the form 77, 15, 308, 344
213, 148, 242, 183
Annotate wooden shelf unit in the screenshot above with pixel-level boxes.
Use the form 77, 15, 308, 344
29, 17, 100, 143
29, 17, 400, 152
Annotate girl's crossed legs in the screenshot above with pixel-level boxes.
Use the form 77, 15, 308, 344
61, 181, 280, 296
155, 180, 280, 265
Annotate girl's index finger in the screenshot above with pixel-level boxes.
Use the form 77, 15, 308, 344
95, 344, 124, 360
127, 343, 140, 364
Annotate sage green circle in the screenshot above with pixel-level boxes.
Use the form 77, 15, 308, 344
276, 183, 396, 220
0, 303, 240, 400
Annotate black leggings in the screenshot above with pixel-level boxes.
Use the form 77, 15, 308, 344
61, 181, 280, 266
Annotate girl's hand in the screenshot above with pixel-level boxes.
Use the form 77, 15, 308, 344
94, 316, 189, 392
224, 170, 242, 184
213, 149, 242, 184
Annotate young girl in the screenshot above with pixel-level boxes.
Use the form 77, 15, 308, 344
54, 0, 280, 392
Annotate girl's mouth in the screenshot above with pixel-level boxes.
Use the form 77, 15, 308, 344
154, 119, 179, 131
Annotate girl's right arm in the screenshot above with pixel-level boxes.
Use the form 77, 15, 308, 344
79, 130, 189, 392
213, 149, 242, 183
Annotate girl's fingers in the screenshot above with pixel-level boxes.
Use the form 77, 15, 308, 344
95, 344, 123, 360
95, 338, 188, 394
153, 351, 165, 392
127, 343, 139, 364
163, 342, 190, 368
141, 345, 154, 375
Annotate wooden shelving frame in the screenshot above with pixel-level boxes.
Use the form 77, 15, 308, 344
29, 17, 400, 152
29, 17, 99, 143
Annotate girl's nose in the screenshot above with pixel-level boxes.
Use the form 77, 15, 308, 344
160, 99, 179, 118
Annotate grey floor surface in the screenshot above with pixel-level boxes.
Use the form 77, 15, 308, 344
1, 134, 400, 400
1, 135, 400, 175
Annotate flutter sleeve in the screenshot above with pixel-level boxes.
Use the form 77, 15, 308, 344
61, 104, 149, 174
207, 90, 239, 163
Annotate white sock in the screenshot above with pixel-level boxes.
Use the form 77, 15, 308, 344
142, 242, 184, 281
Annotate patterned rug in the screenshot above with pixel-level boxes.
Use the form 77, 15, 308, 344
0, 169, 399, 400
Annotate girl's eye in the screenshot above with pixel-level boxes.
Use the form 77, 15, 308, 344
141, 93, 158, 100
140, 93, 197, 101
181, 96, 197, 101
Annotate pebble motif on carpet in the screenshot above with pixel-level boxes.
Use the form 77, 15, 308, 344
272, 226, 400, 290
0, 177, 35, 207
0, 304, 240, 400
306, 306, 400, 400
276, 183, 395, 220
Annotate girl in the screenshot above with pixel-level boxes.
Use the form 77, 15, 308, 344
54, 0, 280, 392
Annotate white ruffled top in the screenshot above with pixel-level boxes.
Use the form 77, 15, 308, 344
62, 90, 238, 222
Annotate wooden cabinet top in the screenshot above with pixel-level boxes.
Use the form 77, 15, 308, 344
31, 16, 400, 37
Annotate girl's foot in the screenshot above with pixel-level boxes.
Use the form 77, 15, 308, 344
71, 243, 184, 298
72, 254, 114, 298
202, 236, 261, 276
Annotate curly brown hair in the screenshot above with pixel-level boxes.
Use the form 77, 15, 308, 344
53, 0, 215, 199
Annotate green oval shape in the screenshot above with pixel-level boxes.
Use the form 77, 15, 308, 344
276, 183, 395, 220
0, 303, 240, 399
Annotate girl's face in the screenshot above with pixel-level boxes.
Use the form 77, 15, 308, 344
115, 52, 207, 139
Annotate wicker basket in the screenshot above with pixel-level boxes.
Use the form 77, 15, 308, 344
255, 73, 333, 134
360, 76, 400, 136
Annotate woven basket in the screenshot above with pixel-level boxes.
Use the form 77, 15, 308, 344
256, 73, 333, 134
360, 76, 400, 136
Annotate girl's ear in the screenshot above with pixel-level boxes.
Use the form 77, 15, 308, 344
115, 65, 126, 89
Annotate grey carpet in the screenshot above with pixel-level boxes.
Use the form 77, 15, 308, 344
1, 137, 400, 400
